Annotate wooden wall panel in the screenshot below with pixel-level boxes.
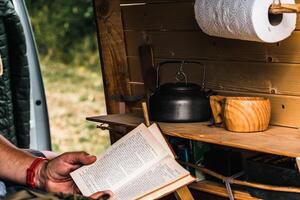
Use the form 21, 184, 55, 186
122, 2, 198, 31
93, 0, 131, 114
128, 56, 300, 127
268, 95, 300, 127
121, 1, 300, 31
125, 31, 267, 62
127, 57, 143, 82
129, 82, 300, 127
204, 62, 300, 96
128, 56, 205, 84
122, 2, 300, 63
125, 31, 300, 64
120, 0, 300, 128
266, 33, 300, 63
128, 57, 300, 96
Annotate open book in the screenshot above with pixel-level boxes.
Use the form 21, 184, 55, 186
70, 123, 195, 200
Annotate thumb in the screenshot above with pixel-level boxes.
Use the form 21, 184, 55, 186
89, 191, 113, 200
60, 152, 97, 165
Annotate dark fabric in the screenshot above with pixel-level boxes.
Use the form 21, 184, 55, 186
0, 0, 30, 148
5, 188, 95, 200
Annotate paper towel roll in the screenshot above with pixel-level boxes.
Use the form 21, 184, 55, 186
194, 0, 297, 43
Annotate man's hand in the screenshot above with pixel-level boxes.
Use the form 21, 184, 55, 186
36, 151, 112, 199
37, 151, 95, 193
90, 191, 114, 200
0, 136, 112, 199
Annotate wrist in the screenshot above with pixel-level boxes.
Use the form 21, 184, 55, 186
26, 157, 48, 189
35, 159, 49, 190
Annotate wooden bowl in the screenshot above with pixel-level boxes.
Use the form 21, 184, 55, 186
223, 97, 271, 132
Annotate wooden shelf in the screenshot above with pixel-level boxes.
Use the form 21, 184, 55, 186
87, 114, 300, 158
189, 181, 260, 200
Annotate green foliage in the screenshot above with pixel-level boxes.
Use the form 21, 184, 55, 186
25, 0, 99, 68
24, 1, 109, 154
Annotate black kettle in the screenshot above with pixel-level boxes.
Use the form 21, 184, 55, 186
149, 61, 212, 122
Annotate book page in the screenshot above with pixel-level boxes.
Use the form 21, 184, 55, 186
71, 123, 169, 196
148, 123, 174, 158
111, 156, 190, 200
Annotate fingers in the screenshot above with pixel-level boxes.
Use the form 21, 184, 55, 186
89, 190, 113, 200
59, 151, 97, 166
41, 152, 98, 194
46, 152, 97, 176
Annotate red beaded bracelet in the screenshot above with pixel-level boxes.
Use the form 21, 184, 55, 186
26, 157, 48, 188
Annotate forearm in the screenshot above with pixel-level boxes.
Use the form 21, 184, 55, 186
0, 135, 36, 185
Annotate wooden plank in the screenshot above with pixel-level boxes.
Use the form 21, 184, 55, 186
190, 181, 260, 200
138, 45, 156, 93
125, 30, 300, 63
93, 0, 131, 114
266, 32, 300, 63
122, 1, 300, 65
122, 2, 198, 31
161, 120, 300, 159
175, 186, 194, 200
128, 57, 300, 96
87, 113, 144, 126
86, 113, 300, 158
128, 57, 205, 85
128, 56, 144, 82
129, 85, 300, 127
127, 85, 300, 128
127, 57, 300, 127
129, 83, 145, 97
204, 62, 300, 96
121, 1, 300, 31
125, 31, 267, 62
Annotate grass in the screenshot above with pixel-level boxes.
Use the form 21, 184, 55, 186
41, 60, 111, 155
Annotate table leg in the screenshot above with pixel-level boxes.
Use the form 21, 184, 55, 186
175, 186, 194, 200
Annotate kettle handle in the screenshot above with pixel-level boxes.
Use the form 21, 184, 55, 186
175, 61, 188, 84
155, 60, 206, 88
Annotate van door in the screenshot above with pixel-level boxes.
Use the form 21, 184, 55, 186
13, 0, 51, 150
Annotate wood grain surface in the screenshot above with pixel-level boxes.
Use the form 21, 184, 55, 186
93, 0, 131, 114
115, 0, 300, 128
174, 186, 194, 200
87, 114, 300, 158
93, 0, 300, 127
209, 95, 224, 124
190, 181, 260, 200
223, 97, 271, 132
270, 3, 300, 14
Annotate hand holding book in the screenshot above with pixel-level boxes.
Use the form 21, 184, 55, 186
71, 123, 195, 200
